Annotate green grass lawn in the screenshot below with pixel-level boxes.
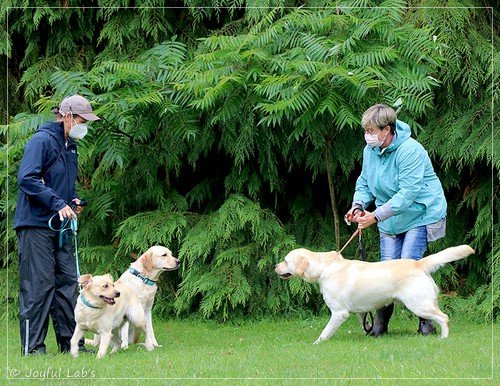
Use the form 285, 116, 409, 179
2, 311, 497, 385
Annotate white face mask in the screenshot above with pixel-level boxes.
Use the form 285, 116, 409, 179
364, 130, 388, 148
69, 122, 88, 140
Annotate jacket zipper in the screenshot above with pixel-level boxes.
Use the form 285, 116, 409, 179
378, 153, 396, 235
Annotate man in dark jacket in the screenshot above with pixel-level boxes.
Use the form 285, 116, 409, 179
14, 95, 99, 355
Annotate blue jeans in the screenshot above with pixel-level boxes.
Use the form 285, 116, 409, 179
379, 226, 428, 261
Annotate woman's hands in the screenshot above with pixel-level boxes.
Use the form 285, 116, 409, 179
345, 205, 378, 230
58, 198, 84, 221
353, 210, 377, 230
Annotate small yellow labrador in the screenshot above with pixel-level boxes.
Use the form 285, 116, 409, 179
70, 274, 153, 359
275, 245, 474, 344
116, 246, 180, 348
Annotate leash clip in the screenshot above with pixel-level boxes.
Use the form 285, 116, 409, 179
344, 206, 364, 226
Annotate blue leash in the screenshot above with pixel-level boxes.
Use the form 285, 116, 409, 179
48, 214, 81, 279
48, 200, 87, 282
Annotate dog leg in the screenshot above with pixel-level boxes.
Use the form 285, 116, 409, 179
422, 309, 449, 338
120, 322, 129, 349
314, 311, 349, 345
110, 332, 122, 354
145, 306, 160, 347
70, 326, 86, 358
85, 333, 101, 347
128, 304, 154, 351
142, 323, 154, 352
96, 332, 112, 359
405, 302, 450, 338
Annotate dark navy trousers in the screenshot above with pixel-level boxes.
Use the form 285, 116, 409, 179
17, 227, 78, 355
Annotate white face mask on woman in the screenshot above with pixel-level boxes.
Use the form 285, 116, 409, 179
364, 130, 388, 148
69, 119, 88, 140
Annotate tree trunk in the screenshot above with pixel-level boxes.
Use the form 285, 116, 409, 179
325, 140, 340, 249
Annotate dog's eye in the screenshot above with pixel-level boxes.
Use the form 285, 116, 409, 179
103, 284, 108, 288
162, 253, 167, 257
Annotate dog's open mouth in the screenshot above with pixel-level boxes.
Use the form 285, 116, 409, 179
99, 295, 116, 305
279, 273, 292, 279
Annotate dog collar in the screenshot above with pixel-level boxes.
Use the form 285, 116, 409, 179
79, 293, 102, 309
129, 267, 156, 286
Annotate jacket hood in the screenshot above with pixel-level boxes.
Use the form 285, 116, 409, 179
370, 119, 411, 155
37, 121, 65, 147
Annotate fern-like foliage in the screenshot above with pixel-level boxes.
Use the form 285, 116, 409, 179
411, 2, 498, 319
174, 195, 298, 321
1, 1, 496, 322
175, 3, 446, 248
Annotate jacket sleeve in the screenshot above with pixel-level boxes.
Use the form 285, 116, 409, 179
17, 134, 67, 212
375, 144, 425, 221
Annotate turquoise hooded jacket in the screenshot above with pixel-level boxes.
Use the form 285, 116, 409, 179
353, 120, 447, 235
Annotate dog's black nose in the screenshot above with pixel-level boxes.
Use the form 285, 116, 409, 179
175, 259, 180, 266
115, 291, 121, 297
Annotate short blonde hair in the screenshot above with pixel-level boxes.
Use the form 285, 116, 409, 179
361, 104, 397, 132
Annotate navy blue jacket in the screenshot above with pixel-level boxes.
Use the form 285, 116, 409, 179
14, 121, 79, 230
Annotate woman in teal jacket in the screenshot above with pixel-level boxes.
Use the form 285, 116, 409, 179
346, 104, 447, 337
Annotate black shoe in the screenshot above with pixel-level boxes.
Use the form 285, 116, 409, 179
24, 347, 46, 356
78, 345, 95, 354
367, 304, 394, 337
58, 338, 71, 353
78, 337, 95, 354
417, 318, 436, 335
59, 338, 95, 354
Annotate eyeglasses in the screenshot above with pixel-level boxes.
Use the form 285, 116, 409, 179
363, 125, 389, 135
363, 127, 380, 135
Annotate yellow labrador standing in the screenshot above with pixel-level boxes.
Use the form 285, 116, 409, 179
116, 246, 180, 348
71, 274, 153, 359
275, 245, 474, 344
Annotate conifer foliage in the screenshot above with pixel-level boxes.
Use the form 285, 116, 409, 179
1, 1, 497, 321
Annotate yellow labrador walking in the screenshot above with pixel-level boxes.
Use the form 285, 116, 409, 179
275, 245, 474, 344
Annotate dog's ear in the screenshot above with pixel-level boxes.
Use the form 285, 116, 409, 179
295, 255, 309, 277
104, 273, 114, 283
78, 274, 92, 288
141, 249, 153, 272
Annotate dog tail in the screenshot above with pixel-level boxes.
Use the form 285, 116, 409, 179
418, 245, 475, 274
